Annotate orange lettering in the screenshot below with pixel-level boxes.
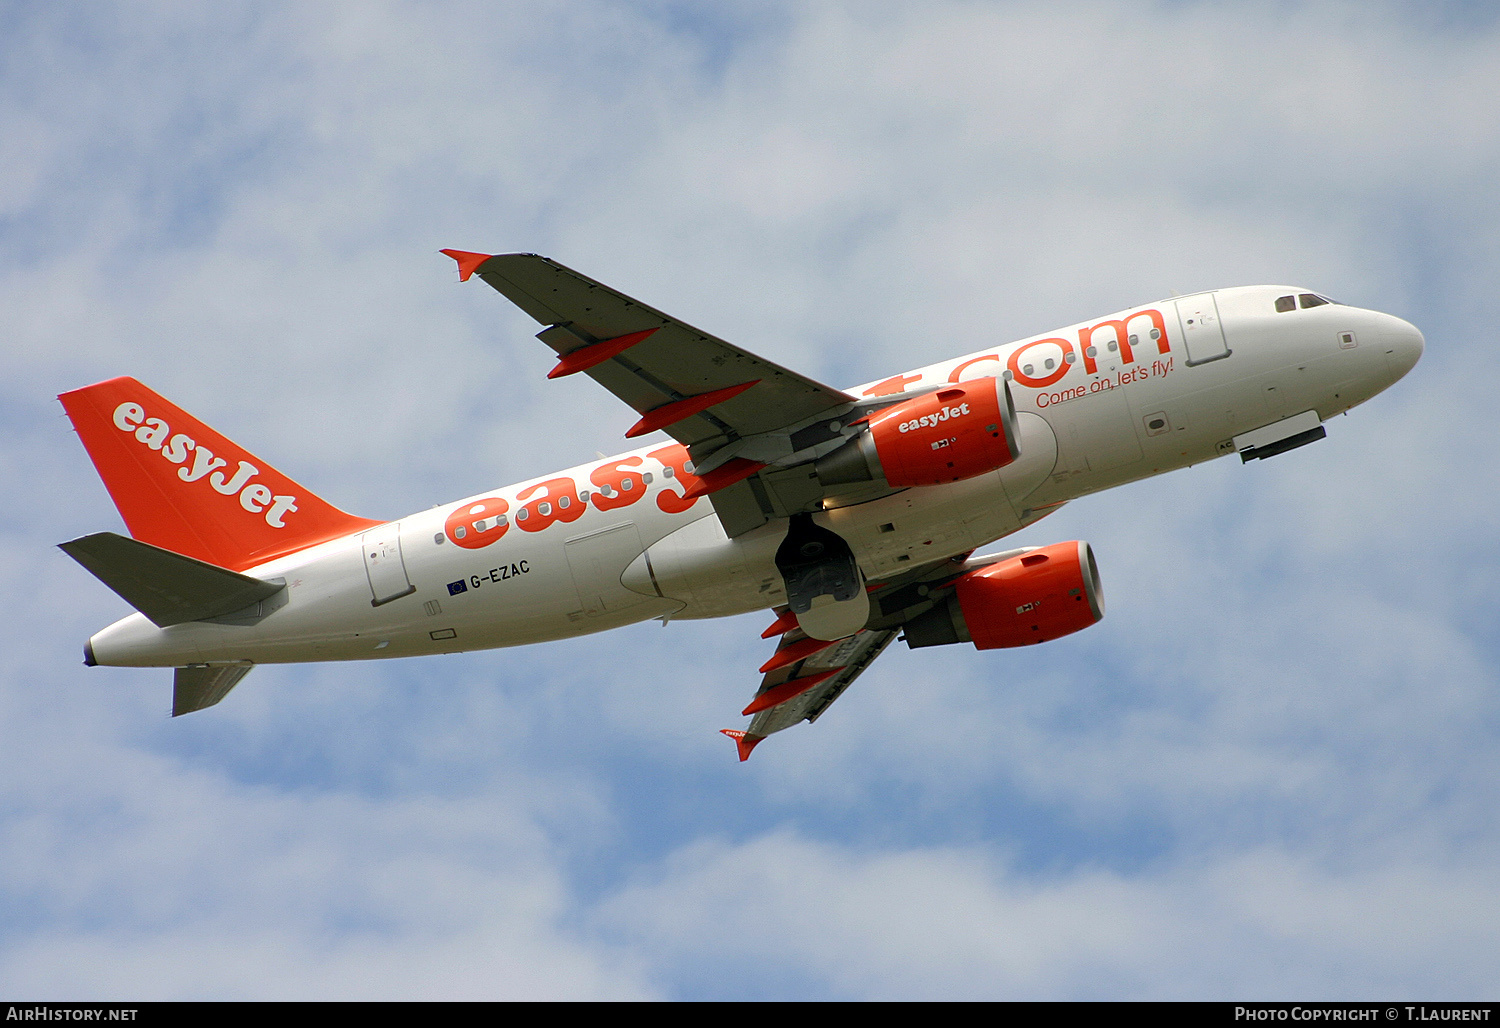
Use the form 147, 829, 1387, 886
1078, 309, 1168, 374
1007, 338, 1073, 388
948, 354, 1002, 383
589, 456, 648, 511
649, 444, 705, 515
445, 496, 510, 549
862, 373, 922, 397
515, 477, 585, 532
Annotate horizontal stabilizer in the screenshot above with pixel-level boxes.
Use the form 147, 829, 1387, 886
173, 664, 253, 716
59, 532, 284, 627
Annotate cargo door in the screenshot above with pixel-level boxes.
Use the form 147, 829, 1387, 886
1175, 294, 1231, 366
362, 524, 415, 606
565, 522, 649, 618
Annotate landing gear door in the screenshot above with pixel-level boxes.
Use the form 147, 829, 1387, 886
1175, 294, 1231, 366
362, 524, 415, 606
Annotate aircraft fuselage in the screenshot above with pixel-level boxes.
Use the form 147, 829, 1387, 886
84, 284, 1423, 670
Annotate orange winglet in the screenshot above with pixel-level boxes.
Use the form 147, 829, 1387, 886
440, 249, 494, 282
680, 458, 766, 500
624, 380, 760, 439
758, 635, 835, 674
742, 668, 844, 716
720, 729, 765, 762
760, 608, 798, 639
547, 328, 660, 379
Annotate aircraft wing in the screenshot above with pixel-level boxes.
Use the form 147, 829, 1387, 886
445, 250, 871, 536
725, 549, 1030, 760
730, 627, 900, 756
452, 251, 855, 446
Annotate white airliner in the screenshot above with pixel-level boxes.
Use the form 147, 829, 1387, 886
59, 252, 1423, 759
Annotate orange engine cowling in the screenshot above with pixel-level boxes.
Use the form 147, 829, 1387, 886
903, 541, 1104, 650
815, 377, 1020, 488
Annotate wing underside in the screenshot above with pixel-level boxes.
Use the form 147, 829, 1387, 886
745, 627, 899, 738
467, 253, 855, 446
725, 549, 1034, 759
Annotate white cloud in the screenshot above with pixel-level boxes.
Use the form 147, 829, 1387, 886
600, 834, 1500, 999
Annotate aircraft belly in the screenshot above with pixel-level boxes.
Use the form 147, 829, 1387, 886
624, 515, 786, 620
819, 477, 1014, 577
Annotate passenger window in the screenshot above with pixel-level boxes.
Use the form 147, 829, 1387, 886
1299, 294, 1328, 309
1276, 295, 1296, 312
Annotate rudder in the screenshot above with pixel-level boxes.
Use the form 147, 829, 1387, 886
60, 376, 381, 571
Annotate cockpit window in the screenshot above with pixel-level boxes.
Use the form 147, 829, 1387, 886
1299, 293, 1329, 309
1275, 295, 1296, 313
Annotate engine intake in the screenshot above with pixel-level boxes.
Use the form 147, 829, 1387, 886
816, 377, 1020, 489
904, 540, 1104, 650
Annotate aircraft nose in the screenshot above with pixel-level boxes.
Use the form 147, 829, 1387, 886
1383, 315, 1424, 381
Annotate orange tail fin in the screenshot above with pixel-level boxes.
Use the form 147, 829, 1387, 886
60, 377, 381, 571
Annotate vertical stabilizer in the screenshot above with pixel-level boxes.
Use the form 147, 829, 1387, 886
60, 377, 381, 570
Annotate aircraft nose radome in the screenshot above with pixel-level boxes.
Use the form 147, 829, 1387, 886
1385, 315, 1425, 381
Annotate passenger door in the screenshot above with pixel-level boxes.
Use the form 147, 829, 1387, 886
1175, 294, 1231, 366
361, 524, 415, 606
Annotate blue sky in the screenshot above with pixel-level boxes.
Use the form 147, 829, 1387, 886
2, 0, 1497, 999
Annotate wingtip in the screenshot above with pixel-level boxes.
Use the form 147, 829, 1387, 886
720, 729, 764, 762
439, 249, 494, 282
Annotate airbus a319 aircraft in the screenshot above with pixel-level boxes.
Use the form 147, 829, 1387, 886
59, 252, 1423, 759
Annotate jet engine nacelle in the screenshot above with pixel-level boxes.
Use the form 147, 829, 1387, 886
816, 377, 1020, 489
903, 540, 1104, 650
